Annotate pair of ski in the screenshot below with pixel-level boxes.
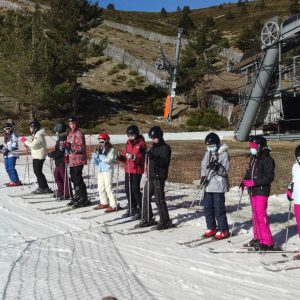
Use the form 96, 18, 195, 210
176, 236, 222, 248
114, 224, 177, 235
46, 200, 97, 214
261, 256, 300, 272
207, 243, 300, 254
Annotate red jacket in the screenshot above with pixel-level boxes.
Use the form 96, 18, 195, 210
120, 136, 147, 174
66, 129, 87, 167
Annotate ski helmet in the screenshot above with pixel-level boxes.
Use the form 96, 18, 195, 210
30, 120, 41, 131
148, 126, 163, 139
3, 122, 13, 130
98, 132, 110, 141
126, 125, 139, 135
54, 122, 67, 134
295, 145, 300, 159
68, 115, 78, 123
205, 132, 220, 145
249, 135, 267, 149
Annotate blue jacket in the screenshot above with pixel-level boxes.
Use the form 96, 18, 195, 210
92, 147, 115, 172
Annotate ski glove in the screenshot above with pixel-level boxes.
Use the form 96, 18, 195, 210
2, 149, 9, 156
239, 181, 245, 191
286, 189, 293, 201
64, 142, 71, 153
208, 160, 219, 171
0, 144, 3, 151
19, 136, 27, 143
243, 179, 256, 188
125, 152, 136, 161
286, 183, 294, 201
64, 156, 69, 164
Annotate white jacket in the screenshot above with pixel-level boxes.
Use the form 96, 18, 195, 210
24, 128, 47, 160
201, 144, 230, 193
292, 162, 300, 205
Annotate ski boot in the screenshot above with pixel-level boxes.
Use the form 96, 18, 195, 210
243, 238, 259, 248
214, 230, 230, 240
202, 229, 217, 238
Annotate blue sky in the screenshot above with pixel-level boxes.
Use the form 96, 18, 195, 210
95, 1, 239, 12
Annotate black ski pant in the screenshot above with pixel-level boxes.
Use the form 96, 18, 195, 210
69, 165, 87, 201
33, 159, 49, 189
125, 173, 142, 213
141, 177, 170, 224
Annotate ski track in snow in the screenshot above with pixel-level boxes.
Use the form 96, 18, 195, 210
0, 155, 300, 299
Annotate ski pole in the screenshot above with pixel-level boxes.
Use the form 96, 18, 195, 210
229, 188, 244, 241
147, 156, 150, 222
115, 161, 120, 211
127, 159, 132, 216
189, 181, 205, 210
284, 201, 293, 252
87, 134, 92, 189
22, 149, 30, 190
49, 158, 56, 195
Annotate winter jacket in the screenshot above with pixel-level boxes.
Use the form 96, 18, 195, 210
201, 144, 230, 193
290, 162, 300, 205
2, 132, 19, 158
92, 146, 115, 173
119, 135, 146, 174
148, 139, 171, 181
47, 134, 67, 166
24, 128, 47, 160
244, 149, 275, 196
66, 128, 87, 167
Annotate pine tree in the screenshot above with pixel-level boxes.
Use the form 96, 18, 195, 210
289, 0, 300, 14
160, 8, 167, 17
178, 9, 195, 33
234, 21, 261, 53
0, 0, 103, 117
177, 25, 228, 107
107, 3, 115, 10
255, 0, 266, 9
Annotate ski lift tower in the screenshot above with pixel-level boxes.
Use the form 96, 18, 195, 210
168, 27, 184, 122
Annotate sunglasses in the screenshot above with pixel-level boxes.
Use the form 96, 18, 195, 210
99, 140, 105, 144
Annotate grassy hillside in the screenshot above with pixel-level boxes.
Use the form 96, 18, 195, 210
102, 0, 292, 37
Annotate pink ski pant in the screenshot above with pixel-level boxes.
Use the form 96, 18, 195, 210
295, 204, 300, 238
250, 195, 274, 246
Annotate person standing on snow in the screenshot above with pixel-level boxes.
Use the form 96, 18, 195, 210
47, 122, 72, 200
242, 135, 275, 251
137, 126, 172, 230
65, 116, 89, 208
0, 122, 21, 186
92, 132, 117, 213
118, 125, 146, 220
286, 145, 300, 260
201, 132, 230, 240
20, 120, 51, 194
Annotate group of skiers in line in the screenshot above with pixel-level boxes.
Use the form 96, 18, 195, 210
0, 119, 172, 230
1, 120, 300, 248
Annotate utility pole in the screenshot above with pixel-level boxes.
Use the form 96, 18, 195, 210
168, 27, 183, 122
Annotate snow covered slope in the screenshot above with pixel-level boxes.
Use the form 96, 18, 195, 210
0, 155, 299, 299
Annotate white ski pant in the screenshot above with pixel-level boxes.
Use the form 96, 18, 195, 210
97, 171, 116, 208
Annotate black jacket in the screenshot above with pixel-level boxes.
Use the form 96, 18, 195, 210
244, 149, 275, 196
148, 139, 171, 180
48, 134, 67, 166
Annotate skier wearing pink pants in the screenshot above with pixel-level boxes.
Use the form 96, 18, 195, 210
286, 145, 300, 259
241, 135, 275, 251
